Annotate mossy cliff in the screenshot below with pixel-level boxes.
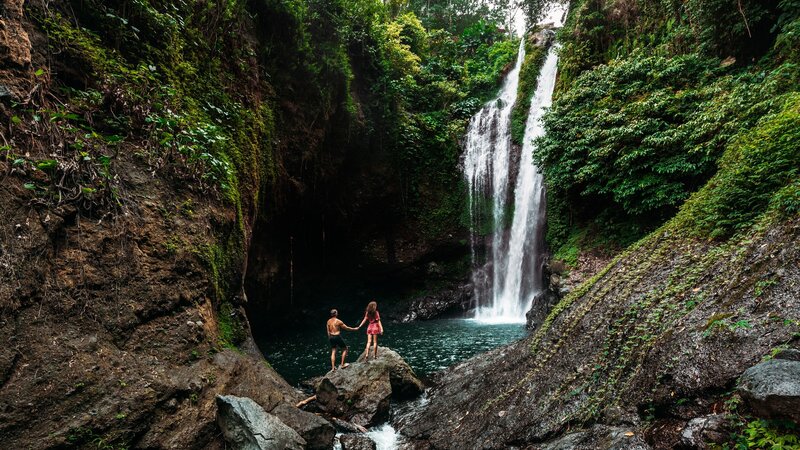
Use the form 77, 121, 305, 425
538, 0, 800, 262
401, 0, 800, 448
402, 100, 800, 448
0, 0, 518, 446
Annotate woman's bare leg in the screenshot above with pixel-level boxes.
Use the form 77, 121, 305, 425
364, 335, 372, 359
372, 335, 378, 358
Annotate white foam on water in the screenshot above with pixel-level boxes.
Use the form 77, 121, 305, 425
366, 424, 401, 450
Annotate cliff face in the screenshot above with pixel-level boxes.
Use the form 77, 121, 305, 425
0, 96, 297, 448
402, 215, 800, 449
401, 0, 800, 447
0, 0, 500, 444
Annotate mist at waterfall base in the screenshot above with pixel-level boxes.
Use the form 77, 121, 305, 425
255, 319, 526, 385
465, 6, 565, 324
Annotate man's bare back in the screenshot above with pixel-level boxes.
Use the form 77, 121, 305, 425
327, 317, 346, 336
327, 309, 360, 371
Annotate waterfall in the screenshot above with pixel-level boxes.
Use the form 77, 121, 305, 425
464, 8, 564, 323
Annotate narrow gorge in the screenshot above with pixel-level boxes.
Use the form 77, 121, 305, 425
1, 0, 798, 448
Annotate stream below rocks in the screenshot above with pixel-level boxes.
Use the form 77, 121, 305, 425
254, 319, 526, 386
255, 319, 525, 448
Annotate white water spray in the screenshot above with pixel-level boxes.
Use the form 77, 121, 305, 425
464, 6, 565, 323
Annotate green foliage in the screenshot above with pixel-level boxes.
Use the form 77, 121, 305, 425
542, 0, 800, 252
537, 54, 737, 247
217, 302, 247, 349
676, 93, 800, 237
407, 0, 510, 34
712, 413, 800, 450
733, 419, 800, 449
328, 4, 518, 239
511, 35, 548, 146
555, 0, 789, 90
65, 426, 129, 450
552, 228, 583, 267
703, 315, 753, 337
254, 0, 517, 241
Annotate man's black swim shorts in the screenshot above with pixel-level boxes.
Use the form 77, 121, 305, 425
329, 334, 347, 349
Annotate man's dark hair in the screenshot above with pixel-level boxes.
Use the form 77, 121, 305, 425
330, 309, 338, 317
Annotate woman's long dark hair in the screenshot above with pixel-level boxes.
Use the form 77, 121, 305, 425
365, 301, 378, 320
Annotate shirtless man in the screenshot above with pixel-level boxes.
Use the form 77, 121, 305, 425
326, 309, 359, 371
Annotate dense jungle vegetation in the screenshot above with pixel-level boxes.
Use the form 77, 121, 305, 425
6, 0, 798, 326
536, 0, 800, 262
3, 0, 543, 322
4, 0, 529, 237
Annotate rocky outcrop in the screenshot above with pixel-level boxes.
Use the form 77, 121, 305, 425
738, 357, 800, 423
271, 403, 336, 450
313, 347, 423, 427
216, 395, 305, 450
537, 425, 650, 450
357, 347, 425, 399
400, 219, 800, 448
0, 0, 32, 100
340, 433, 377, 450
679, 414, 728, 449
400, 283, 472, 322
526, 288, 559, 330
526, 260, 562, 330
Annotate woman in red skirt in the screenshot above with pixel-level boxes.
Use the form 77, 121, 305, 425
358, 301, 383, 359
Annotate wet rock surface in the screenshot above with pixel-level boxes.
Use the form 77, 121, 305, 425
400, 283, 472, 322
526, 288, 560, 330
738, 358, 800, 423
271, 403, 336, 450
536, 425, 651, 450
312, 347, 423, 427
340, 433, 377, 450
216, 395, 305, 450
400, 220, 800, 448
679, 414, 729, 449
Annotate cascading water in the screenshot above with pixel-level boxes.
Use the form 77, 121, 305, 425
464, 7, 565, 323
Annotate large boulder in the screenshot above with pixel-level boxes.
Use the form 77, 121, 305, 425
317, 371, 392, 427
271, 403, 336, 450
216, 395, 306, 450
340, 433, 377, 450
314, 347, 423, 427
357, 347, 425, 399
738, 358, 800, 423
526, 289, 559, 331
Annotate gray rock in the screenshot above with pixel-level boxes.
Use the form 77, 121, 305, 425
216, 395, 306, 450
271, 403, 335, 450
314, 347, 423, 427
317, 371, 391, 427
526, 289, 559, 331
330, 417, 368, 433
539, 425, 651, 450
738, 359, 800, 423
774, 348, 800, 362
680, 414, 728, 449
0, 84, 14, 99
357, 347, 424, 399
540, 430, 592, 450
401, 284, 471, 322
530, 27, 557, 48
340, 433, 377, 450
